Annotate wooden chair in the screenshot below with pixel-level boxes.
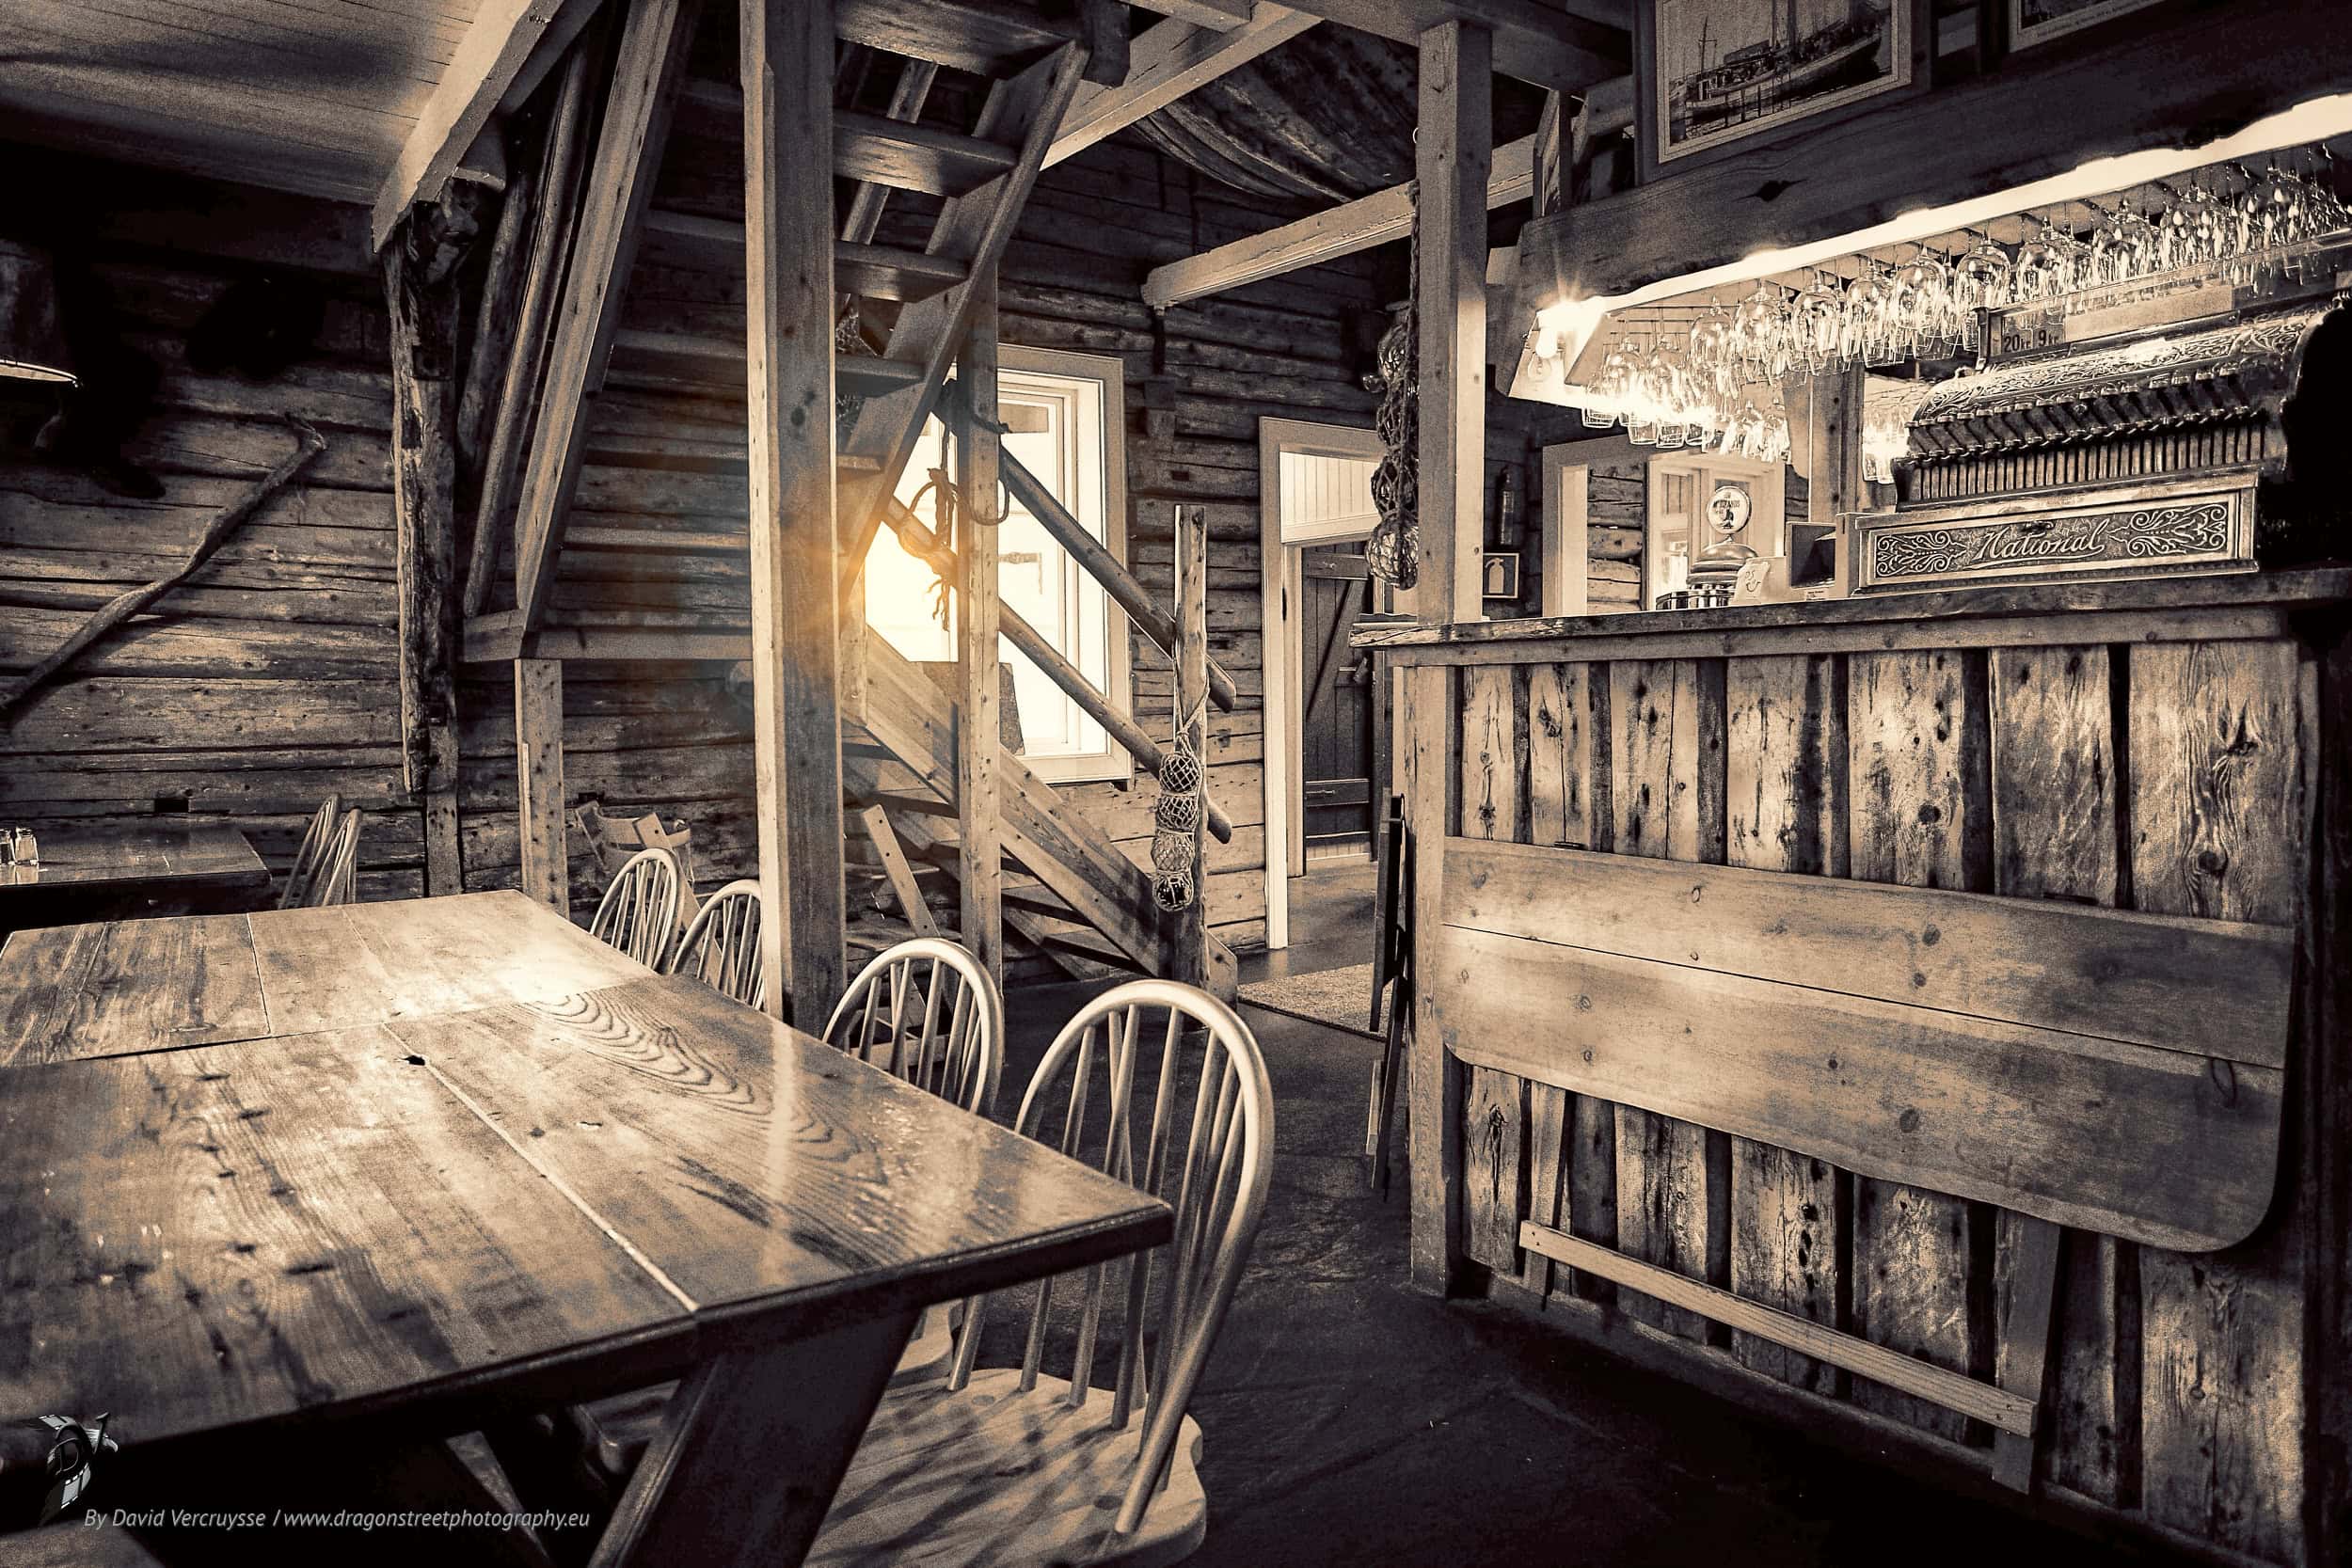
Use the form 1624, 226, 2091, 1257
587, 846, 682, 969
277, 792, 342, 908
806, 978, 1276, 1568
310, 809, 361, 908
822, 936, 1004, 1117
664, 879, 766, 1008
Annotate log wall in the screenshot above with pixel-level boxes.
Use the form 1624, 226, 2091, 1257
1385, 578, 2349, 1568
0, 155, 421, 902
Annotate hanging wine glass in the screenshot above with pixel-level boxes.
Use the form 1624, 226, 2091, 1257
1729, 282, 1790, 378
2011, 216, 2076, 303
1583, 337, 1633, 428
1789, 269, 1847, 372
1893, 246, 1957, 358
2089, 196, 2160, 288
1838, 260, 1902, 367
1953, 230, 2014, 353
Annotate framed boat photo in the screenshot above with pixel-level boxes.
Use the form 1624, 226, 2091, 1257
2007, 0, 2167, 51
1638, 0, 1928, 175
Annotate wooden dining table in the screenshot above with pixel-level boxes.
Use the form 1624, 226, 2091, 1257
0, 822, 268, 939
0, 894, 1170, 1566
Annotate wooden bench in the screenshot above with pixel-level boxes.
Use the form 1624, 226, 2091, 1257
1435, 838, 2293, 1487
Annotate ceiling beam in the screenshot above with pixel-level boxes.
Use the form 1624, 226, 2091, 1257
373, 0, 603, 251
1141, 133, 1534, 309
1127, 0, 1256, 25
1048, 4, 1320, 168
1267, 0, 1625, 92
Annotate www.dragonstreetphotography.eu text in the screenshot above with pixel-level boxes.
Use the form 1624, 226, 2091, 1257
86, 1508, 594, 1531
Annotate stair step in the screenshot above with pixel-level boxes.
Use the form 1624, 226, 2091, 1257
606, 327, 926, 397
677, 82, 1019, 199
836, 0, 1079, 76
643, 210, 968, 304
1002, 885, 1078, 921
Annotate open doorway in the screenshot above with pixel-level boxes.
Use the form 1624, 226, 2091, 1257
1258, 416, 1394, 957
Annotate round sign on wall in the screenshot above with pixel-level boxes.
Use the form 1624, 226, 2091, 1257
1708, 483, 1753, 535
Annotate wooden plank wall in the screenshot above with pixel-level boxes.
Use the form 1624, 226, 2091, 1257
1443, 634, 2312, 1567
0, 154, 421, 900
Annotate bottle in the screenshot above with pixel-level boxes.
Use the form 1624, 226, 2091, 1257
12, 828, 36, 867
1492, 468, 1522, 548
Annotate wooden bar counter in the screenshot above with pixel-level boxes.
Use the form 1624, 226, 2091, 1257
1358, 568, 2352, 1568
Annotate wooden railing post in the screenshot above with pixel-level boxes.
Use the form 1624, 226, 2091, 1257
1169, 503, 1210, 988
955, 272, 1005, 985
515, 657, 567, 912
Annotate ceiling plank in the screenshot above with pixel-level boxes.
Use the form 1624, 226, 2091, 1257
373, 0, 603, 251
1048, 4, 1321, 168
1142, 133, 1534, 309
1267, 0, 1625, 92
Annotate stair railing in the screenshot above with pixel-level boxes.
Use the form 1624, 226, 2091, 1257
878, 493, 1233, 846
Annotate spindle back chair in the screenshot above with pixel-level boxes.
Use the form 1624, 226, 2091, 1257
665, 879, 766, 1008
278, 793, 342, 909
310, 809, 361, 908
587, 846, 682, 969
808, 981, 1273, 1567
822, 937, 1003, 1117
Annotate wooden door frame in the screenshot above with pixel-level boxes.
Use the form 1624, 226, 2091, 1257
1259, 415, 1387, 951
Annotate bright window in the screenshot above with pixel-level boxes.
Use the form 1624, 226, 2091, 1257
863, 346, 1130, 784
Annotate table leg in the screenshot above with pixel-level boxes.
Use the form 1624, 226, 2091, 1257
587, 1311, 918, 1568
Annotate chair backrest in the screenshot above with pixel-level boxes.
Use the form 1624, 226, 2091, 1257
952, 978, 1273, 1537
278, 792, 343, 909
588, 846, 683, 968
821, 937, 1002, 1117
666, 879, 766, 1008
308, 809, 361, 908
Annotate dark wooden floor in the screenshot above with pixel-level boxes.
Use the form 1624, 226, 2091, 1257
989, 868, 2172, 1568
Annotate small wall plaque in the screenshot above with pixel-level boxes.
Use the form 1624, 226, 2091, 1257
1851, 473, 2256, 595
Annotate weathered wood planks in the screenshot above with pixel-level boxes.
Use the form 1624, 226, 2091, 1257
1397, 605, 2329, 1562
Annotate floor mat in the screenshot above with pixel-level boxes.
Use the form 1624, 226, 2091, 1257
1238, 961, 1384, 1039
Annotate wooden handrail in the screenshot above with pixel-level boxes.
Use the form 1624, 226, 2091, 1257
997, 451, 1238, 712
881, 497, 1232, 844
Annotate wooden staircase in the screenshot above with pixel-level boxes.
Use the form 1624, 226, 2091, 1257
454, 0, 1233, 1010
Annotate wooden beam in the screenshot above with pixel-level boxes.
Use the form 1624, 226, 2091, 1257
1414, 19, 1488, 625
1516, 0, 2352, 308
858, 805, 941, 938
462, 36, 600, 618
1142, 134, 1533, 309
1048, 6, 1321, 168
1128, 0, 1253, 24
384, 200, 475, 896
1520, 1222, 2038, 1436
745, 0, 849, 1026
515, 657, 568, 912
956, 277, 1006, 985
373, 0, 603, 251
1268, 0, 1624, 93
504, 0, 700, 647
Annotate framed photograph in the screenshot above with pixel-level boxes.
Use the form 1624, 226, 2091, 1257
2007, 0, 2165, 50
1481, 552, 1521, 600
1639, 0, 1926, 175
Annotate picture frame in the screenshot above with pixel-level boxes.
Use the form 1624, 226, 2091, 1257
1481, 552, 1521, 600
2006, 0, 2166, 51
1636, 0, 1931, 180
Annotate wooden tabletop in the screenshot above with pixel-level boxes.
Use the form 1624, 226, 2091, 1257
0, 891, 652, 1067
0, 822, 267, 900
0, 969, 1168, 1458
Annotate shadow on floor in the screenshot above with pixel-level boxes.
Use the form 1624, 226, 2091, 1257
985, 976, 2169, 1568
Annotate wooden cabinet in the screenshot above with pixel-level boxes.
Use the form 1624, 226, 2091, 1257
1367, 570, 2352, 1568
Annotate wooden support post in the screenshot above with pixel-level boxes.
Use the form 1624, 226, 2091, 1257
1990, 1214, 2065, 1491
1170, 503, 1211, 988
743, 0, 848, 1025
1404, 661, 1459, 1292
1790, 366, 1866, 526
455, 122, 529, 482
515, 657, 567, 913
955, 273, 1005, 984
385, 201, 475, 897
1414, 19, 1489, 626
